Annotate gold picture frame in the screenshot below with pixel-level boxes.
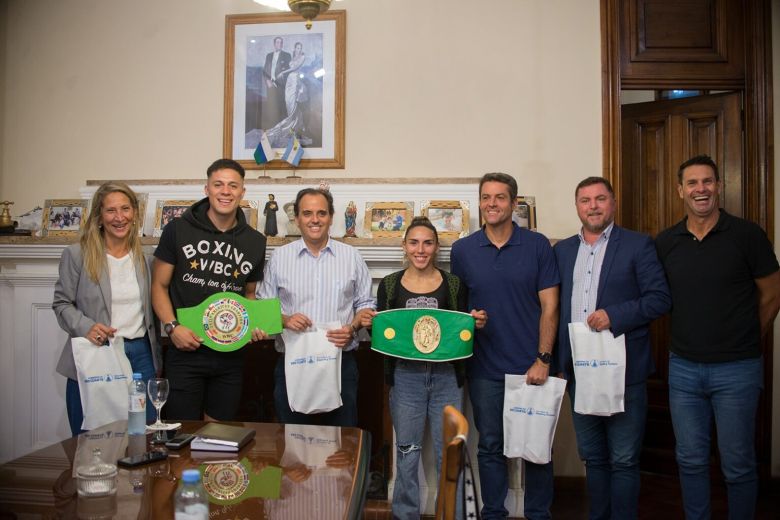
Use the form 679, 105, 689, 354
239, 200, 259, 229
421, 200, 470, 239
223, 10, 346, 170
41, 199, 88, 237
153, 200, 196, 237
364, 202, 415, 238
136, 192, 148, 237
513, 196, 537, 231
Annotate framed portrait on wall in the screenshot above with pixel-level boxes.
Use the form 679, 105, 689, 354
224, 11, 346, 170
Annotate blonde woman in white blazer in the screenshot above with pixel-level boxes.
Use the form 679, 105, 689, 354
53, 182, 161, 435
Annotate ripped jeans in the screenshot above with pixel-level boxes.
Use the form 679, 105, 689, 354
390, 360, 463, 519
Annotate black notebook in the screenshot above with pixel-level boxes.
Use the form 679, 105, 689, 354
190, 423, 256, 452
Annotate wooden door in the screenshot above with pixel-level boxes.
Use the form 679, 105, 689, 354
620, 91, 743, 475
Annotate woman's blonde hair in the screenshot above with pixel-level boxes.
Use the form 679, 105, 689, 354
80, 182, 145, 282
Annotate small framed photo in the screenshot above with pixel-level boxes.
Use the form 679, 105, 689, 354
240, 200, 259, 229
41, 199, 88, 237
136, 192, 148, 237
422, 200, 470, 239
364, 202, 415, 238
513, 196, 537, 231
153, 200, 196, 237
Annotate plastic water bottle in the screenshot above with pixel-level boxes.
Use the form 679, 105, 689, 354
127, 373, 146, 435
175, 469, 209, 520
127, 433, 146, 492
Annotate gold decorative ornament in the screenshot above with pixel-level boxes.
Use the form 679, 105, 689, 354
288, 0, 331, 30
202, 462, 250, 501
0, 201, 14, 229
384, 328, 396, 340
413, 315, 441, 354
460, 330, 472, 342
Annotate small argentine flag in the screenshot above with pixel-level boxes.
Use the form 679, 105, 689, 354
253, 130, 274, 164
282, 134, 304, 167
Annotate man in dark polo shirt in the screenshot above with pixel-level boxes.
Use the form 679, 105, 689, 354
451, 172, 560, 520
656, 154, 780, 519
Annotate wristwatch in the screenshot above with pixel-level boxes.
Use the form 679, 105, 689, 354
164, 320, 180, 335
536, 351, 552, 365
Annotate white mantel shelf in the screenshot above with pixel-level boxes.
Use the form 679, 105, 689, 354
0, 237, 453, 265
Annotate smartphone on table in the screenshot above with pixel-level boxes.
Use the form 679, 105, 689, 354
117, 451, 168, 468
165, 433, 195, 450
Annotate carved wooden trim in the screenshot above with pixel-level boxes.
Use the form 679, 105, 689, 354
601, 0, 622, 223
602, 0, 774, 480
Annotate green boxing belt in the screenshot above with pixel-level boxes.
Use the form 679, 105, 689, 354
371, 308, 474, 362
199, 458, 282, 504
177, 292, 283, 352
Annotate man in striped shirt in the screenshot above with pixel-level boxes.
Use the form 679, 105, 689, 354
258, 188, 375, 426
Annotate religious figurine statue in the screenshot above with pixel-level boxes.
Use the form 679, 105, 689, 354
263, 194, 279, 237
283, 202, 300, 236
343, 200, 357, 238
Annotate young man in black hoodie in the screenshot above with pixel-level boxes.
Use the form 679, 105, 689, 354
152, 159, 267, 421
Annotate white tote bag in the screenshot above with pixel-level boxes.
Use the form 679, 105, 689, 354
503, 375, 566, 464
283, 323, 342, 415
71, 336, 133, 430
280, 424, 341, 469
568, 322, 626, 416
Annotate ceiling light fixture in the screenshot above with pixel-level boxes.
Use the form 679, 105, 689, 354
253, 0, 333, 30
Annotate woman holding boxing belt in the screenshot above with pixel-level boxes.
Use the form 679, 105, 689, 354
54, 182, 161, 435
370, 216, 486, 519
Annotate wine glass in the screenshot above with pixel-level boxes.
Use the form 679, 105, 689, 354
147, 378, 169, 431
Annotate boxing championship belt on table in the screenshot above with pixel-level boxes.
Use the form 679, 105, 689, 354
177, 292, 283, 352
371, 308, 474, 362
199, 458, 282, 504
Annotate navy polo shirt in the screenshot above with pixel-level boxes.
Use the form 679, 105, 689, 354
451, 224, 560, 380
656, 210, 779, 363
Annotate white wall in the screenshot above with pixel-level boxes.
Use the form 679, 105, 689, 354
4, 0, 780, 480
0, 0, 601, 240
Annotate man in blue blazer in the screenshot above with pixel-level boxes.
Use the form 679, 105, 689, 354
553, 177, 670, 520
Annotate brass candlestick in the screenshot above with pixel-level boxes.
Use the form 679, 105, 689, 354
0, 201, 15, 229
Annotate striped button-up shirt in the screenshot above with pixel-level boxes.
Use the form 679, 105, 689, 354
571, 223, 613, 323
258, 238, 375, 351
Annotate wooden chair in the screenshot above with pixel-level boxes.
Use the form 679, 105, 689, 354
434, 405, 468, 520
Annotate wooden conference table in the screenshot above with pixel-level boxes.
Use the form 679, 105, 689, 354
0, 420, 371, 519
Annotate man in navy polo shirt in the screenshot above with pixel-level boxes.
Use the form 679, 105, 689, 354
451, 172, 560, 520
656, 155, 780, 519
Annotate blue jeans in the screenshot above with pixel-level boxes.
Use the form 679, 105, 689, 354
468, 378, 553, 520
390, 360, 463, 520
569, 380, 647, 520
668, 354, 762, 520
66, 335, 156, 436
274, 351, 359, 427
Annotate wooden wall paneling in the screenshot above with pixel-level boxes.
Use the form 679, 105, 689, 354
741, 0, 774, 479
604, 0, 774, 478
620, 0, 744, 88
602, 0, 622, 197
